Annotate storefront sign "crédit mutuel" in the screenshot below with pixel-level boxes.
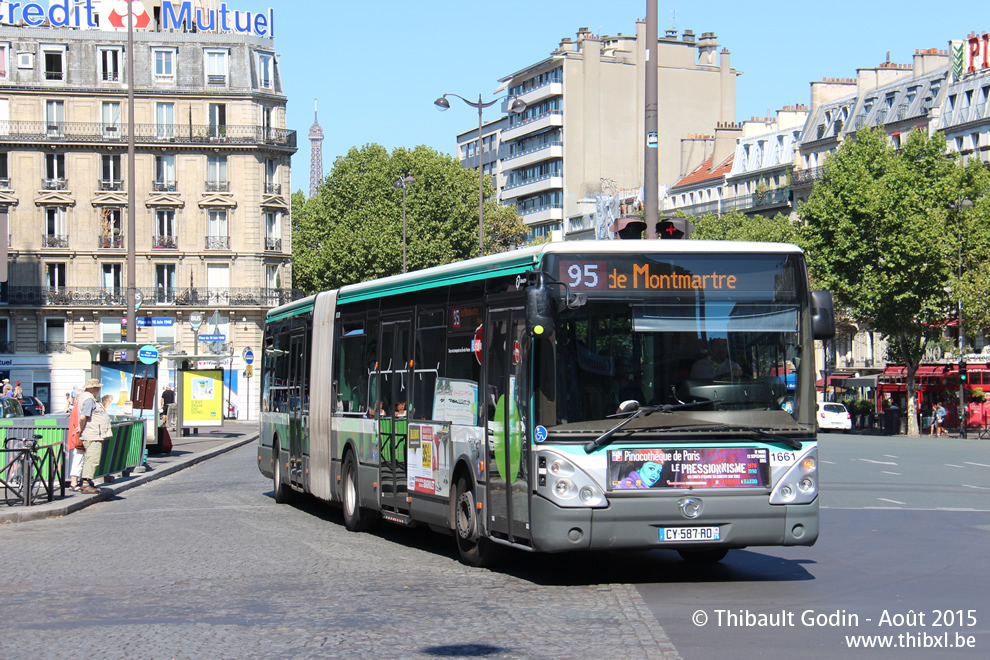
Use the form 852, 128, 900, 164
0, 1, 276, 38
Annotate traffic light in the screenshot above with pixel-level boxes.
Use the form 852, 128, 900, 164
959, 362, 967, 383
656, 217, 695, 239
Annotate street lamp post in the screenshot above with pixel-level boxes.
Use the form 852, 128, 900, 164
393, 175, 415, 272
434, 93, 526, 256
952, 197, 973, 438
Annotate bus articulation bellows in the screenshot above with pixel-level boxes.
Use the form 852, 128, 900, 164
259, 240, 835, 566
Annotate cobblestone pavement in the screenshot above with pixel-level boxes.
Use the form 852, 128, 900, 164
0, 443, 680, 659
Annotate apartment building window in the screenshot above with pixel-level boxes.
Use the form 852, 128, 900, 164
44, 318, 66, 353
206, 209, 229, 250
207, 264, 230, 306
205, 49, 228, 86
0, 44, 8, 80
0, 152, 9, 188
264, 211, 281, 251
156, 102, 174, 139
100, 207, 122, 248
99, 47, 121, 82
155, 320, 175, 347
100, 317, 122, 342
264, 159, 279, 194
257, 52, 273, 89
265, 264, 280, 304
208, 103, 226, 138
262, 106, 274, 141
154, 155, 175, 191
154, 209, 176, 248
101, 154, 122, 190
155, 264, 176, 303
44, 207, 67, 247
101, 101, 121, 139
0, 318, 9, 353
44, 153, 66, 189
42, 46, 65, 81
153, 48, 176, 83
206, 156, 227, 192
44, 264, 68, 308
46, 100, 64, 137
101, 264, 123, 303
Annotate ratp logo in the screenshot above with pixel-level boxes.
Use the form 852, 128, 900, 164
103, 0, 151, 29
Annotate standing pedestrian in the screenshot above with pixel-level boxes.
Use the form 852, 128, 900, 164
67, 393, 85, 491
160, 384, 175, 422
13, 381, 23, 400
77, 379, 112, 493
64, 391, 74, 413
932, 402, 947, 438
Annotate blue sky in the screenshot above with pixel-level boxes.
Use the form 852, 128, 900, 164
274, 1, 969, 194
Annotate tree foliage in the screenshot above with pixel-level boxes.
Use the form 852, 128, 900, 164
292, 144, 526, 294
799, 127, 990, 434
688, 209, 805, 245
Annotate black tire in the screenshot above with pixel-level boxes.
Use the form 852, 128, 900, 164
454, 476, 501, 567
272, 440, 294, 504
342, 452, 378, 532
677, 548, 729, 563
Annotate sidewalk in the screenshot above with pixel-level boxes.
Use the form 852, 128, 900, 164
0, 421, 259, 525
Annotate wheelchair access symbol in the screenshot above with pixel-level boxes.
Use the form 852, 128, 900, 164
534, 425, 548, 443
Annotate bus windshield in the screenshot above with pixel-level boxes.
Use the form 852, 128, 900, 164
546, 252, 806, 428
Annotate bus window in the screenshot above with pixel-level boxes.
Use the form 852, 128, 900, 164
338, 321, 367, 414
415, 313, 445, 420
444, 332, 481, 426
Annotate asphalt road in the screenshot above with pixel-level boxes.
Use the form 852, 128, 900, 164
635, 432, 990, 659
1, 432, 986, 659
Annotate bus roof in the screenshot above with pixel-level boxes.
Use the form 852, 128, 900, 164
267, 239, 804, 319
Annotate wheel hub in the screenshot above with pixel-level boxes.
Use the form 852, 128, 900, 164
456, 491, 478, 541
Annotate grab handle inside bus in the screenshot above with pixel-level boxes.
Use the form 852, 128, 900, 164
811, 290, 836, 340
526, 283, 554, 337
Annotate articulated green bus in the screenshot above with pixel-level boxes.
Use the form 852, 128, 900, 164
259, 241, 834, 566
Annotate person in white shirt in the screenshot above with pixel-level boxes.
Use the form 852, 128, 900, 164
690, 338, 742, 379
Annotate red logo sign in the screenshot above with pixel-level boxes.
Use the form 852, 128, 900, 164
107, 1, 152, 29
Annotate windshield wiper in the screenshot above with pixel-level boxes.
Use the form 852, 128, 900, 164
583, 400, 719, 453
664, 424, 803, 450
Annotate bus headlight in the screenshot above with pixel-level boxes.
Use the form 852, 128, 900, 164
537, 451, 607, 508
770, 447, 818, 505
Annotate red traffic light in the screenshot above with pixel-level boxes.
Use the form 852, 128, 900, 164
657, 217, 695, 239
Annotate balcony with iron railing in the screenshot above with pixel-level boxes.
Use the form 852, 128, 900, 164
0, 341, 14, 354
264, 237, 282, 251
42, 234, 69, 248
4, 286, 305, 308
39, 341, 68, 353
42, 178, 67, 190
153, 179, 177, 192
205, 236, 230, 250
152, 235, 177, 249
0, 121, 297, 148
100, 233, 124, 249
205, 181, 229, 193
791, 166, 824, 187
263, 182, 281, 195
0, 177, 11, 189
99, 178, 123, 191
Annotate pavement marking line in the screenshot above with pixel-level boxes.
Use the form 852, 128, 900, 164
823, 506, 990, 512
883, 454, 899, 458
822, 460, 837, 464
965, 462, 990, 468
877, 497, 906, 505
962, 484, 990, 490
859, 459, 898, 465
945, 464, 965, 468
880, 471, 902, 476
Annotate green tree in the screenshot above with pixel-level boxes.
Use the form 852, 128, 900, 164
292, 144, 526, 294
688, 209, 805, 245
799, 127, 990, 435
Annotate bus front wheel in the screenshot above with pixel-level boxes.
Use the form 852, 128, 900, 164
454, 477, 501, 567
273, 441, 294, 504
342, 453, 377, 532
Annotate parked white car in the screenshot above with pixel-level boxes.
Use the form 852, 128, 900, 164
817, 402, 852, 432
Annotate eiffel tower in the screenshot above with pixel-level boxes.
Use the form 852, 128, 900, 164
308, 99, 324, 197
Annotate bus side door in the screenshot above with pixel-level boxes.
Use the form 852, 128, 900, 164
485, 307, 531, 545
378, 316, 413, 513
288, 331, 308, 485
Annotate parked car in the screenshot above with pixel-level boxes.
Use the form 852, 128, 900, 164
817, 402, 852, 432
19, 396, 46, 416
1, 397, 24, 418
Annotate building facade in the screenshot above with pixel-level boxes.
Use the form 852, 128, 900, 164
453, 23, 739, 242
0, 5, 297, 415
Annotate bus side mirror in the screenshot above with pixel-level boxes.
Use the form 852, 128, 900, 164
526, 284, 554, 337
811, 290, 835, 340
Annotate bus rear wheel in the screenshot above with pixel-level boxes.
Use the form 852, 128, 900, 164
677, 548, 729, 563
342, 453, 377, 532
454, 477, 501, 567
273, 442, 294, 504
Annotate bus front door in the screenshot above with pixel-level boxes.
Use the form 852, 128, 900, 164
485, 308, 531, 545
378, 317, 412, 514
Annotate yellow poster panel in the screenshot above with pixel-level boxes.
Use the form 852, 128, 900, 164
182, 370, 223, 427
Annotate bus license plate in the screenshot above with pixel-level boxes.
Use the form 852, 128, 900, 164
659, 526, 721, 542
